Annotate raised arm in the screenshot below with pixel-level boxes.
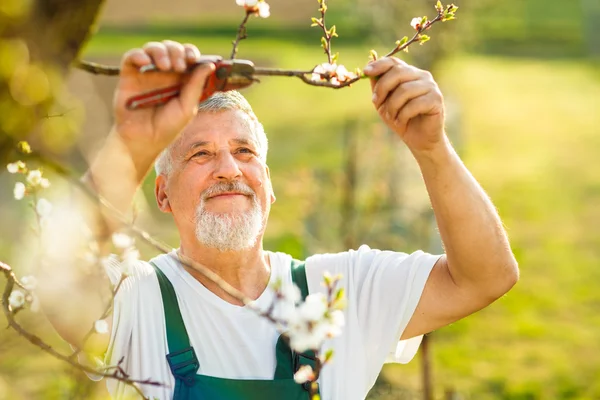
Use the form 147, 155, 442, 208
363, 58, 519, 340
40, 41, 215, 354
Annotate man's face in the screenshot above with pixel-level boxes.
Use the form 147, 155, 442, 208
155, 109, 274, 250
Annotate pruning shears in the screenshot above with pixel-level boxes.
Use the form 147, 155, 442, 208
125, 58, 259, 110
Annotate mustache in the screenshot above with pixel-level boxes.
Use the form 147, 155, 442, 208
201, 181, 256, 200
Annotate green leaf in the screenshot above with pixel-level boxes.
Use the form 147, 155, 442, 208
419, 34, 430, 45
323, 348, 334, 364
311, 17, 321, 27
448, 4, 458, 13
435, 0, 443, 12
323, 271, 332, 286
335, 287, 345, 302
420, 16, 428, 27
395, 36, 409, 48
329, 25, 338, 38
369, 49, 378, 61
321, 36, 328, 49
331, 52, 339, 64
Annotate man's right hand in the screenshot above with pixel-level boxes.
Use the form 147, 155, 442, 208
113, 40, 217, 158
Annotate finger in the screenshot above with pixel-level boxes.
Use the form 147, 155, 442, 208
363, 57, 404, 77
371, 64, 423, 109
179, 63, 216, 115
163, 40, 187, 73
120, 48, 152, 72
182, 43, 202, 64
383, 80, 433, 121
142, 41, 171, 71
396, 93, 442, 130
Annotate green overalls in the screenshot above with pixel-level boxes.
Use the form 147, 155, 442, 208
150, 259, 319, 400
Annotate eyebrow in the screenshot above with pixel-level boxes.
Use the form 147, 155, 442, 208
231, 138, 258, 147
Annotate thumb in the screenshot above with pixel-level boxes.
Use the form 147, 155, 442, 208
179, 62, 216, 112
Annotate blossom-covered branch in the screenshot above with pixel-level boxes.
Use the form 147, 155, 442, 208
0, 260, 161, 400
75, 1, 457, 91
231, 0, 270, 59
382, 2, 459, 58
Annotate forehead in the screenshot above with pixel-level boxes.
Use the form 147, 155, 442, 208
176, 109, 257, 151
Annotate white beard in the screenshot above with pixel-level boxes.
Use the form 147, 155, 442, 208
194, 182, 264, 252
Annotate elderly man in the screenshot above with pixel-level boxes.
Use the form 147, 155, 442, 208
53, 40, 518, 399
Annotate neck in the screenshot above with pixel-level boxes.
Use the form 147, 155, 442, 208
178, 238, 271, 306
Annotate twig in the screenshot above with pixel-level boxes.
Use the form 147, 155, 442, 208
0, 261, 161, 399
230, 11, 252, 59
314, 0, 334, 64
69, 274, 127, 361
75, 60, 120, 76
383, 7, 449, 58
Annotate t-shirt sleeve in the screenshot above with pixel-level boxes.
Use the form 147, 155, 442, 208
305, 245, 440, 380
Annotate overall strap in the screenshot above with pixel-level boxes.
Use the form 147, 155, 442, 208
151, 261, 199, 386
290, 259, 310, 300
289, 259, 318, 392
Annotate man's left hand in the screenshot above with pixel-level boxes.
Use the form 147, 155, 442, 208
364, 57, 445, 154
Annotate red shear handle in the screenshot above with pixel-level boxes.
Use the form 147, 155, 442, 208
125, 61, 232, 110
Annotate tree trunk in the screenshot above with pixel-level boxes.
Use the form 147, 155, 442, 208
0, 0, 106, 161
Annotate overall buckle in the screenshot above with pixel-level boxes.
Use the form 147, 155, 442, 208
166, 347, 199, 386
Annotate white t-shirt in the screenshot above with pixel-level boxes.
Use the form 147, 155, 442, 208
100, 245, 439, 400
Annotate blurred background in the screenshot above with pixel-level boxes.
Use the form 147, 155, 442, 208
1, 0, 600, 398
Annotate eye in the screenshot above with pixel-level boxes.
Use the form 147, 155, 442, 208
192, 150, 210, 157
236, 147, 255, 155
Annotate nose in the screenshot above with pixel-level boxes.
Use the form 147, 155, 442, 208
212, 150, 242, 181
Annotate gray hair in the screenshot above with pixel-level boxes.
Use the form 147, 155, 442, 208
154, 91, 268, 177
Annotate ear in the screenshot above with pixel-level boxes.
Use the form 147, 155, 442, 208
265, 165, 276, 204
155, 174, 173, 213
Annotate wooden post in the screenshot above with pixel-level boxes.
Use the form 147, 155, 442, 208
421, 334, 433, 400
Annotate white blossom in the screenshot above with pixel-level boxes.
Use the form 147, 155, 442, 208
13, 182, 26, 200
36, 198, 53, 217
311, 63, 356, 84
257, 1, 270, 18
281, 283, 301, 304
236, 0, 270, 18
293, 364, 315, 384
284, 295, 346, 353
9, 290, 25, 309
112, 232, 134, 249
26, 169, 43, 186
299, 293, 327, 322
7, 161, 25, 174
121, 247, 140, 275
94, 319, 109, 334
326, 309, 345, 337
20, 275, 37, 291
411, 17, 422, 30
40, 178, 50, 189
